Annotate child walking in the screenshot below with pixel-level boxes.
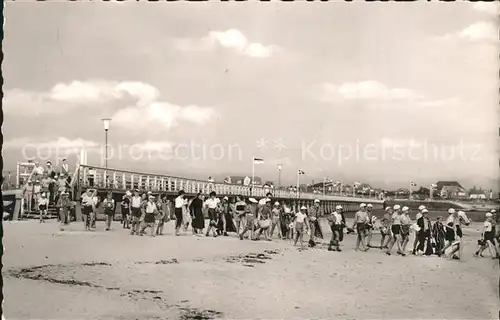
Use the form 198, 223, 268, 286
140, 195, 158, 237
102, 192, 115, 231
38, 193, 49, 223
155, 196, 166, 236
474, 212, 499, 259
293, 206, 309, 249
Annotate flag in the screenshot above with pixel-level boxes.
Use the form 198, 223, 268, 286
430, 184, 437, 189
253, 157, 264, 164
410, 181, 417, 187
298, 170, 305, 175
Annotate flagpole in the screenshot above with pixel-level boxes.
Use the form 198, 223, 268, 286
251, 156, 255, 196
296, 170, 300, 199
409, 181, 412, 199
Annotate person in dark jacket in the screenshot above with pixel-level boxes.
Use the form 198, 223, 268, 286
416, 209, 433, 255
190, 192, 205, 234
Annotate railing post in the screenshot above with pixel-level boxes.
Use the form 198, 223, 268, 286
83, 167, 88, 187
131, 174, 135, 190
138, 176, 143, 191
122, 173, 126, 190
113, 172, 117, 189
154, 177, 158, 191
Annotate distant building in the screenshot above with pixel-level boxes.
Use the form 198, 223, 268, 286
228, 176, 262, 186
468, 187, 488, 200
436, 181, 467, 200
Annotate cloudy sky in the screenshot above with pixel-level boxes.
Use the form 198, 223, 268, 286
4, 2, 499, 190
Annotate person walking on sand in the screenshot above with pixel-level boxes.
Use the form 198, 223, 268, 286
239, 198, 258, 240
182, 196, 192, 234
327, 205, 343, 252
130, 189, 142, 235
365, 204, 376, 248
432, 216, 446, 256
57, 192, 73, 231
412, 205, 426, 255
254, 199, 272, 241
102, 192, 115, 231
140, 195, 158, 237
308, 199, 324, 247
386, 205, 404, 256
233, 196, 247, 235
440, 208, 456, 255
217, 197, 231, 236
293, 206, 310, 249
474, 212, 499, 259
205, 191, 220, 238
174, 190, 186, 236
352, 203, 369, 252
155, 195, 165, 236
380, 207, 392, 249
399, 206, 412, 255
281, 201, 292, 239
81, 189, 95, 231
121, 191, 132, 229
38, 192, 49, 223
190, 193, 205, 236
416, 209, 433, 256
269, 202, 282, 239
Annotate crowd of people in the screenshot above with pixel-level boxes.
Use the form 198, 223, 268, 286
46, 187, 500, 260
22, 160, 72, 222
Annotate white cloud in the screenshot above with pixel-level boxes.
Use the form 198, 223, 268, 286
472, 2, 500, 15
112, 102, 217, 131
134, 140, 174, 152
436, 21, 498, 43
5, 80, 217, 130
418, 97, 461, 108
49, 80, 160, 106
316, 80, 462, 109
4, 137, 99, 163
4, 137, 99, 149
459, 21, 497, 42
318, 81, 423, 103
175, 29, 278, 58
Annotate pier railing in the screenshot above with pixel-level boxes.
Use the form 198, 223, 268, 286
75, 165, 382, 203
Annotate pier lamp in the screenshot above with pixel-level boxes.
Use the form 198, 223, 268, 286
101, 118, 112, 169
277, 164, 282, 189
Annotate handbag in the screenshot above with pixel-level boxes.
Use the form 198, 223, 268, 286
258, 219, 271, 229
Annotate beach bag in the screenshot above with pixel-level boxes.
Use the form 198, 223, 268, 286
411, 223, 421, 233
258, 219, 270, 229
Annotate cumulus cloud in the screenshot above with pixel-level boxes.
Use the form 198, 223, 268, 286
49, 80, 159, 106
4, 137, 99, 149
175, 29, 278, 58
134, 140, 174, 152
316, 80, 460, 109
436, 21, 498, 43
472, 2, 500, 15
113, 102, 217, 131
5, 80, 217, 130
318, 81, 423, 103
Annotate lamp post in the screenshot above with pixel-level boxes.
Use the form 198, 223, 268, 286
277, 164, 282, 189
101, 118, 112, 169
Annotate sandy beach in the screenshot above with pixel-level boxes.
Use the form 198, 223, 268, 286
3, 219, 499, 320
